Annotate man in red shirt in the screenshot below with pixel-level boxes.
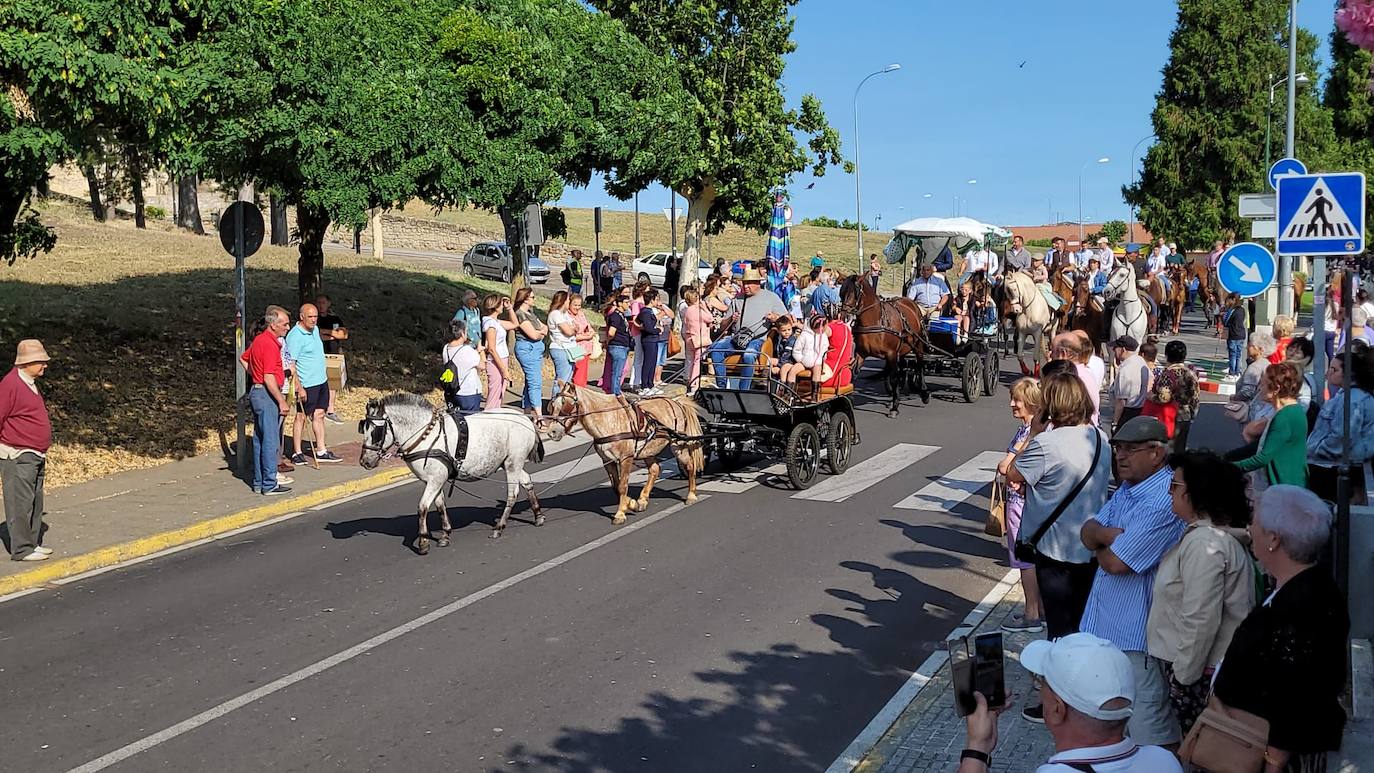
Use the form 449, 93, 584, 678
0, 339, 53, 561
241, 309, 293, 495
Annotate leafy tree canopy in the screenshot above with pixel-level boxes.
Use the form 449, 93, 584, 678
1124, 0, 1336, 249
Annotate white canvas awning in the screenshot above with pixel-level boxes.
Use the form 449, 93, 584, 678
882, 217, 1011, 267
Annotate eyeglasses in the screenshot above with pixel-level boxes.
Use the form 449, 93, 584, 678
1113, 443, 1159, 457
1170, 479, 1186, 491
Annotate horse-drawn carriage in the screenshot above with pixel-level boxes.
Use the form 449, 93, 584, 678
691, 331, 860, 490
918, 302, 1001, 403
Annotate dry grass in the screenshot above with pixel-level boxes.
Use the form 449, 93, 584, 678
1, 200, 573, 488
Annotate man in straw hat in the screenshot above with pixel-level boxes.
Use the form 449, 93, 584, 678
0, 339, 54, 561
707, 267, 786, 389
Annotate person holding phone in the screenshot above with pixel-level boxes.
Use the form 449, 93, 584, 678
956, 633, 1181, 773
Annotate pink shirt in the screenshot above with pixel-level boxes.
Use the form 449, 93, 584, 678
1074, 362, 1102, 425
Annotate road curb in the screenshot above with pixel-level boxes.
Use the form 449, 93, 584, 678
0, 467, 412, 597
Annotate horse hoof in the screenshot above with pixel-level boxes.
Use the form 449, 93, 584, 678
416, 539, 430, 555
685, 494, 699, 505
887, 410, 899, 418
489, 529, 503, 539
534, 513, 546, 527
921, 392, 931, 405
635, 499, 650, 512
436, 536, 450, 548
612, 513, 627, 525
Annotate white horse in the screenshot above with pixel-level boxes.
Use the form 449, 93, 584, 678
1000, 270, 1053, 376
1101, 263, 1149, 384
359, 393, 545, 554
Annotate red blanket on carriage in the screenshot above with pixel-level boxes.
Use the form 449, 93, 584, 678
823, 321, 854, 389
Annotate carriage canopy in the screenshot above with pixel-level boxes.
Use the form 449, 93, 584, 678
882, 217, 1012, 267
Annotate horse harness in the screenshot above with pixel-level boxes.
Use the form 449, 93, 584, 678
364, 406, 474, 482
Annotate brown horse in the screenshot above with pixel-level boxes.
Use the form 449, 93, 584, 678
1161, 266, 1188, 334
1068, 275, 1104, 355
1050, 266, 1076, 335
839, 273, 928, 416
547, 382, 704, 525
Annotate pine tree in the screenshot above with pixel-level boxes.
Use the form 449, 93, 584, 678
1124, 0, 1335, 248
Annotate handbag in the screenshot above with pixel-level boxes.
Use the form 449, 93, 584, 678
730, 295, 754, 350
567, 344, 588, 362
1224, 399, 1249, 423
1013, 431, 1103, 564
1177, 694, 1269, 773
984, 477, 1007, 538
668, 330, 683, 357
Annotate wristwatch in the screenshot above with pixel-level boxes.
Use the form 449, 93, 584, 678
960, 748, 991, 767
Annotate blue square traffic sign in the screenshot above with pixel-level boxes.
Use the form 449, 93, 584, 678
1276, 172, 1365, 256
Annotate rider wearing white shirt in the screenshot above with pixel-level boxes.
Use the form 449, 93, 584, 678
964, 246, 1000, 278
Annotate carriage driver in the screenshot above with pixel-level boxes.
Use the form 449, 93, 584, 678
905, 262, 951, 315
707, 268, 788, 390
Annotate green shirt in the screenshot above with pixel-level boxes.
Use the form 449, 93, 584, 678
1235, 403, 1308, 487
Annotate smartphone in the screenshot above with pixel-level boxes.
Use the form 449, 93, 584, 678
949, 632, 1007, 717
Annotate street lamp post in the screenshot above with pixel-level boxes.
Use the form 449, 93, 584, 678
853, 64, 901, 271
1129, 135, 1155, 244
1264, 71, 1309, 174
1078, 157, 1110, 243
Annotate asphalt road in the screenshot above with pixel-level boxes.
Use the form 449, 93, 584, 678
0, 356, 1241, 772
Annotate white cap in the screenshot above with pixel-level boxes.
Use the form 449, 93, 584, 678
1020, 633, 1134, 721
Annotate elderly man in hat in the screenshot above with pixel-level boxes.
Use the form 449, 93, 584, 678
0, 340, 54, 561
708, 267, 787, 389
957, 632, 1182, 772
1074, 416, 1186, 749
1108, 335, 1151, 432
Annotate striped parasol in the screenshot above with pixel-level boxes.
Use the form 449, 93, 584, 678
765, 193, 794, 306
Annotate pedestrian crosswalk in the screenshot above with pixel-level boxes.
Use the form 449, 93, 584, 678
516, 437, 1008, 516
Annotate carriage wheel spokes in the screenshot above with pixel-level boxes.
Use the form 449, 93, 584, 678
785, 422, 822, 489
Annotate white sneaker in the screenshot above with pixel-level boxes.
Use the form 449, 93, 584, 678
19, 551, 49, 561
33, 546, 52, 556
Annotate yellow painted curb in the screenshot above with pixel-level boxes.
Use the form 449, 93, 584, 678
0, 466, 412, 596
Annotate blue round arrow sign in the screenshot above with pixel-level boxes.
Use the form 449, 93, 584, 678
1216, 241, 1277, 299
1269, 157, 1307, 191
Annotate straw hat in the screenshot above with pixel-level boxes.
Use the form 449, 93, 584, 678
14, 339, 49, 366
741, 268, 765, 283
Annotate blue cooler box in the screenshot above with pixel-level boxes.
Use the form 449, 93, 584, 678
929, 317, 960, 336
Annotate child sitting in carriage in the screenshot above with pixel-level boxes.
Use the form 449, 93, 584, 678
779, 313, 831, 388
768, 315, 799, 379
951, 280, 997, 342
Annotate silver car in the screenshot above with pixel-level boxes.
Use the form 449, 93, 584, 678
461, 242, 551, 284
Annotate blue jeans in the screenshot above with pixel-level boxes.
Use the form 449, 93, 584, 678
640, 337, 662, 388
1227, 339, 1245, 375
514, 338, 546, 409
248, 385, 280, 493
550, 348, 574, 395
708, 337, 766, 389
607, 345, 630, 395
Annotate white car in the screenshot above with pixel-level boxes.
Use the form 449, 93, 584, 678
631, 252, 714, 288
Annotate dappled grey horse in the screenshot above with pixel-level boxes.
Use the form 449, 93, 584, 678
359, 393, 545, 553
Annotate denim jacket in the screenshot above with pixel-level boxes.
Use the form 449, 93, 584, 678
1308, 387, 1374, 466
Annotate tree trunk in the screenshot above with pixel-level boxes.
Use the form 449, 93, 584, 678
82, 165, 105, 222
100, 164, 118, 222
678, 183, 718, 290
369, 207, 384, 260
176, 175, 205, 234
270, 194, 289, 245
296, 204, 330, 303
128, 150, 146, 229
498, 205, 527, 293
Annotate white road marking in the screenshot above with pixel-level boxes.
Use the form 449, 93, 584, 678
825, 569, 1020, 773
65, 496, 705, 773
892, 451, 1003, 511
696, 462, 787, 493
792, 444, 938, 503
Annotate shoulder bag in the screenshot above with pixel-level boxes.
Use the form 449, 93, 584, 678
984, 477, 1006, 538
1178, 694, 1269, 773
1013, 431, 1103, 564
730, 295, 755, 349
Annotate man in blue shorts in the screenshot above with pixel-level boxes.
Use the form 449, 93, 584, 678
285, 303, 343, 464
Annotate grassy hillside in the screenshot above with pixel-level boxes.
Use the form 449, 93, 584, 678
0, 200, 559, 487
411, 201, 891, 272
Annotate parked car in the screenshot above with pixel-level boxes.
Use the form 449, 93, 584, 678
632, 252, 714, 288
461, 242, 551, 284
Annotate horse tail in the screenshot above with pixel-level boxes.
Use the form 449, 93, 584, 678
678, 402, 706, 473
529, 430, 546, 464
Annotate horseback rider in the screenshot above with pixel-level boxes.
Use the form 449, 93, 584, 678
1097, 243, 1141, 340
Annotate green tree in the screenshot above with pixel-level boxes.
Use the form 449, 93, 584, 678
185, 0, 468, 300
1124, 1, 1336, 249
801, 215, 841, 228
1324, 9, 1374, 212
426, 0, 691, 290
1099, 219, 1128, 245
591, 0, 844, 289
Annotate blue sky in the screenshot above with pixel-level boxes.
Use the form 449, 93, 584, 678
555, 1, 1337, 230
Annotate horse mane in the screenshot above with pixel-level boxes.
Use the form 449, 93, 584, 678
378, 392, 437, 426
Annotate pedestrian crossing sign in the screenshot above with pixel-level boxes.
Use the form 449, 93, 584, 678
1275, 172, 1365, 256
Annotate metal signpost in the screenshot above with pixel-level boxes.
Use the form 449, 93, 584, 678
218, 201, 265, 478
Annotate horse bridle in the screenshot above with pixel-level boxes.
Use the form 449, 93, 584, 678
360, 407, 442, 462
